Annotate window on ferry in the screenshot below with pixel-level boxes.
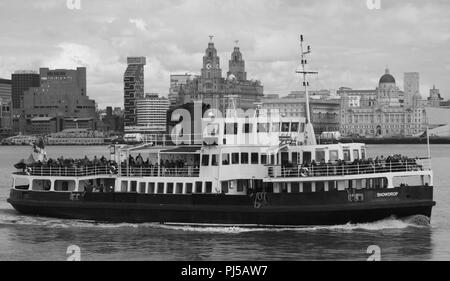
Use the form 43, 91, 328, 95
237, 179, 249, 192
257, 123, 270, 133
291, 182, 300, 193
139, 182, 146, 193
361, 148, 366, 159
300, 123, 305, 133
222, 153, 230, 165
211, 154, 219, 166
251, 153, 259, 164
201, 154, 209, 166
328, 181, 337, 191
206, 124, 219, 136
261, 154, 268, 165
243, 123, 253, 133
176, 183, 183, 194
303, 182, 312, 193
281, 183, 288, 193
291, 122, 299, 132
292, 152, 299, 165
353, 149, 360, 160
157, 183, 164, 194
265, 182, 274, 193
195, 182, 203, 193
329, 150, 339, 162
316, 182, 325, 192
271, 122, 280, 132
185, 183, 193, 194
281, 122, 290, 132
241, 153, 249, 164
205, 182, 212, 193
167, 183, 174, 194
221, 181, 229, 194
232, 153, 239, 164
147, 182, 155, 194
343, 149, 351, 161
270, 154, 275, 165
315, 150, 325, 163
281, 152, 289, 166
225, 123, 238, 135
130, 181, 137, 192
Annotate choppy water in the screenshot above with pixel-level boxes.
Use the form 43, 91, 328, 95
0, 145, 449, 260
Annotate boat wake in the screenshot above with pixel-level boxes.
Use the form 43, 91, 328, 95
0, 208, 430, 233
155, 215, 430, 233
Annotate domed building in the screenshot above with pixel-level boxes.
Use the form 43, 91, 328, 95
376, 68, 401, 107
339, 68, 426, 137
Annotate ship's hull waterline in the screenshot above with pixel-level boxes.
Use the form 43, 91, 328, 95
7, 186, 435, 226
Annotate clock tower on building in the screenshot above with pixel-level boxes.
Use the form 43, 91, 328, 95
227, 42, 247, 81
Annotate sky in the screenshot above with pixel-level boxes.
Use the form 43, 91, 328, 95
0, 0, 449, 108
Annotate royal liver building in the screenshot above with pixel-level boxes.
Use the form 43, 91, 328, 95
339, 69, 426, 137
176, 39, 264, 111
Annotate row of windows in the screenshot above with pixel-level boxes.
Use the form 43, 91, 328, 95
200, 148, 365, 167
123, 177, 388, 195
202, 152, 271, 166
222, 122, 303, 135
126, 181, 214, 194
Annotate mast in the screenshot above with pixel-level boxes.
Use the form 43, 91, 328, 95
296, 34, 318, 145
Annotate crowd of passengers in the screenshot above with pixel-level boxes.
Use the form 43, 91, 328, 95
281, 154, 423, 177
21, 153, 198, 176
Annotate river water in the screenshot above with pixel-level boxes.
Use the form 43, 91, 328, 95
0, 144, 449, 261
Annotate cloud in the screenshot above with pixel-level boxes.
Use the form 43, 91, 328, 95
129, 18, 147, 32
0, 0, 449, 108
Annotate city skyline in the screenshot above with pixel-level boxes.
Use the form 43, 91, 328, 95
0, 0, 449, 108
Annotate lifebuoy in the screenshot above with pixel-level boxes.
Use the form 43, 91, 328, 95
109, 166, 118, 174
300, 167, 309, 177
25, 167, 32, 176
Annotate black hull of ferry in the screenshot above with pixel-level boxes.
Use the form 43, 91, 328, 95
7, 186, 435, 226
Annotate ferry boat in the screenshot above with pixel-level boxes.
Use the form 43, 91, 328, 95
6, 36, 435, 226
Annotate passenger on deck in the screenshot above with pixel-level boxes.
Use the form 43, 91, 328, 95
136, 154, 144, 166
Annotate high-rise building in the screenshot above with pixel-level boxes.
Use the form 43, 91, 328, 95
136, 93, 170, 130
11, 71, 41, 133
11, 71, 40, 109
404, 72, 420, 107
0, 78, 12, 102
169, 74, 193, 106
124, 57, 146, 127
18, 67, 96, 133
0, 97, 11, 134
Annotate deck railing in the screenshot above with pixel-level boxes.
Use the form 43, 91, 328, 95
15, 165, 114, 177
267, 158, 432, 178
119, 165, 200, 177
15, 165, 200, 178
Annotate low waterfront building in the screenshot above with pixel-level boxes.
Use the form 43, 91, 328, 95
339, 69, 426, 137
427, 85, 444, 107
260, 96, 340, 135
18, 67, 96, 134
